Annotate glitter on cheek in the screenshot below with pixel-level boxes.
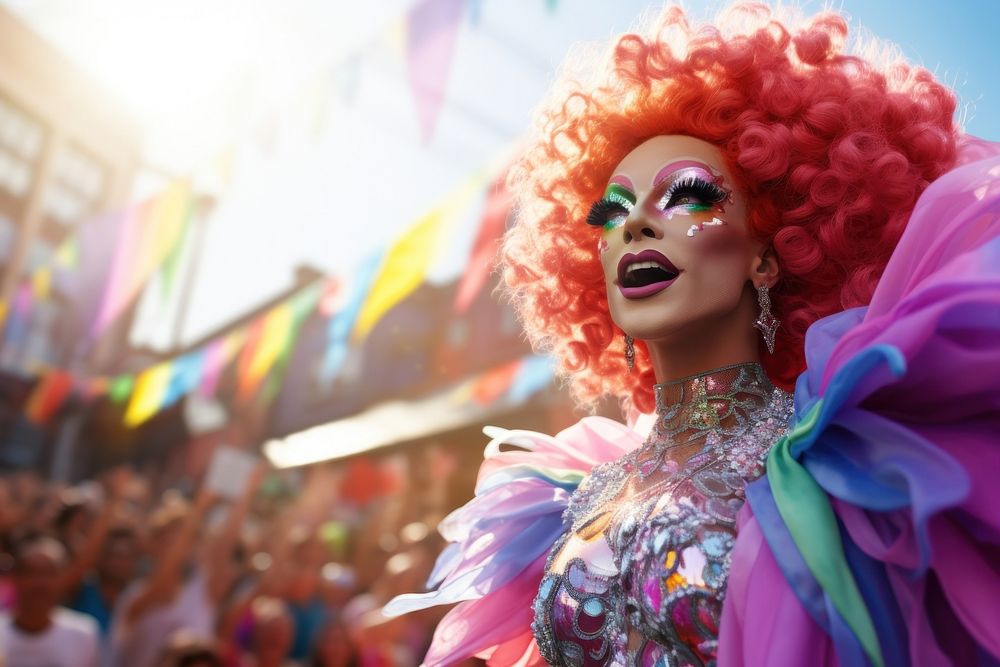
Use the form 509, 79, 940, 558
597, 238, 610, 254
685, 217, 728, 238
663, 203, 717, 220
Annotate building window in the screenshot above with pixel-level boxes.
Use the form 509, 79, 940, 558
42, 144, 107, 226
0, 96, 42, 200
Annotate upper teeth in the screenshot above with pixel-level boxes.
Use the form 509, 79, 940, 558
626, 260, 670, 275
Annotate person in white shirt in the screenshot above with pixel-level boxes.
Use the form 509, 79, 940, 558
0, 534, 99, 667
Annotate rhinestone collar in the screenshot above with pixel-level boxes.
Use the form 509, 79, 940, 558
649, 361, 775, 453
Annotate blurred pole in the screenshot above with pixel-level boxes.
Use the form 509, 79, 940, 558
0, 126, 61, 323
170, 195, 215, 349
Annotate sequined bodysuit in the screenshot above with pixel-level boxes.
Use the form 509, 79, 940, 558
531, 363, 794, 667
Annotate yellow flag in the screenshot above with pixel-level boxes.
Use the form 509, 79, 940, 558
353, 175, 482, 341
31, 268, 51, 300
153, 182, 190, 256
224, 328, 248, 361
136, 181, 191, 281
239, 303, 293, 398
54, 238, 78, 268
124, 362, 172, 427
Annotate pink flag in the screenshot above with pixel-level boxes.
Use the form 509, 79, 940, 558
405, 0, 465, 142
92, 183, 191, 336
454, 172, 511, 313
197, 339, 227, 398
198, 330, 245, 398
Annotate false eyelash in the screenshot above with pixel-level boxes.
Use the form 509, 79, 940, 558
586, 199, 628, 227
661, 176, 728, 207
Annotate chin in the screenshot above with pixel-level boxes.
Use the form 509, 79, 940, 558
613, 288, 753, 346
617, 315, 698, 344
611, 299, 688, 342
627, 324, 694, 345
617, 305, 738, 347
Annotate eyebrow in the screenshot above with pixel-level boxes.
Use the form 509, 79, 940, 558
652, 159, 720, 187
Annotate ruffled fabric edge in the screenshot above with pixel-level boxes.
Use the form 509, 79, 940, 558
383, 416, 644, 666
720, 139, 1000, 666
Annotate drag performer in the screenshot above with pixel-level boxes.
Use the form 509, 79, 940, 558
386, 4, 1000, 665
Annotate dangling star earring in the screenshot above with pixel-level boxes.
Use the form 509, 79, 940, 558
624, 334, 635, 372
753, 284, 779, 354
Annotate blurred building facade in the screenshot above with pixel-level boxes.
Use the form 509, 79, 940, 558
108, 265, 579, 493
0, 7, 139, 258
0, 7, 584, 492
0, 6, 140, 363
0, 7, 141, 471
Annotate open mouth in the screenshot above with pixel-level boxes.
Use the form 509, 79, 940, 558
617, 249, 680, 298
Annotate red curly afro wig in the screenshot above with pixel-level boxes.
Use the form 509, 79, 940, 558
501, 2, 959, 414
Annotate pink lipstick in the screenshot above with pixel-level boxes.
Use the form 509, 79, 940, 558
616, 249, 681, 299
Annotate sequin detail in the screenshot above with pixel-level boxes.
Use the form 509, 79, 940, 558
532, 363, 794, 667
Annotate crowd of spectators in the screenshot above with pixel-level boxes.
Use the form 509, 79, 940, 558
0, 445, 478, 667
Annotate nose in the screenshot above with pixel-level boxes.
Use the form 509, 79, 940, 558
620, 203, 662, 244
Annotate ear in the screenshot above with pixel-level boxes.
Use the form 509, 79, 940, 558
750, 246, 779, 289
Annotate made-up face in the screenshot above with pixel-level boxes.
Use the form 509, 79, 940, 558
591, 135, 763, 345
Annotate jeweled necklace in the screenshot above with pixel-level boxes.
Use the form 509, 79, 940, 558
567, 363, 782, 534
638, 362, 775, 479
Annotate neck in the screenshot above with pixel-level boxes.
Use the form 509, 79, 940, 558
645, 285, 760, 382
652, 362, 773, 440
14, 609, 53, 634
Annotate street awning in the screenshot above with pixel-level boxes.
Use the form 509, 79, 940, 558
263, 355, 553, 468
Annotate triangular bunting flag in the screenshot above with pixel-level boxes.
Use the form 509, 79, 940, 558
470, 358, 522, 406
354, 175, 481, 340
25, 371, 74, 424
405, 0, 466, 142
161, 197, 196, 299
506, 355, 554, 403
124, 362, 172, 427
109, 375, 134, 404
163, 349, 206, 408
31, 267, 52, 300
322, 251, 383, 383
454, 172, 511, 312
238, 303, 294, 400
93, 182, 192, 336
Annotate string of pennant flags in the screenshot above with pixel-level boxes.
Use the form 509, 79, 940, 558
7, 0, 470, 333
18, 165, 514, 429
0, 0, 544, 325
7, 0, 561, 429
192, 0, 556, 193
